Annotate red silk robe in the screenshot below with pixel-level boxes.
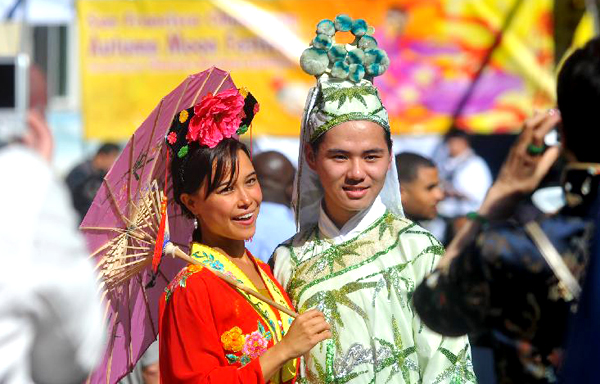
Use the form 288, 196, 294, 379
159, 243, 298, 384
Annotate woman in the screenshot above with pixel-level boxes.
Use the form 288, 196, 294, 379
159, 86, 331, 383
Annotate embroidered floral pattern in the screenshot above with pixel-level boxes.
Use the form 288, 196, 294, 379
191, 250, 227, 272
223, 321, 272, 366
243, 331, 269, 358
164, 264, 203, 302
221, 326, 245, 353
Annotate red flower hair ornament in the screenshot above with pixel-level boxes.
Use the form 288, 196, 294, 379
166, 87, 259, 158
187, 88, 245, 148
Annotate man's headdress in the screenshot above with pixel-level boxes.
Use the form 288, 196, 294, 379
294, 15, 404, 229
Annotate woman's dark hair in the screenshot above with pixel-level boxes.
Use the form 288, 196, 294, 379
557, 37, 600, 163
310, 122, 393, 153
170, 138, 250, 219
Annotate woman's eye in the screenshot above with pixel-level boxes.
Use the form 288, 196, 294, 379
218, 186, 234, 194
247, 177, 257, 185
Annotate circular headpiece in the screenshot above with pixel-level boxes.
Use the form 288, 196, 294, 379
300, 14, 390, 82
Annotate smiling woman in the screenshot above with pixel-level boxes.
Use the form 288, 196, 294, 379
159, 86, 331, 384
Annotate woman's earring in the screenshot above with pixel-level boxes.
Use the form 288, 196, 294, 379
194, 218, 198, 229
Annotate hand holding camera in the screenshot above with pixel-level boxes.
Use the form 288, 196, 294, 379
478, 110, 562, 222
0, 54, 53, 162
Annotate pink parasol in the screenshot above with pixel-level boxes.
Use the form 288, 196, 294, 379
81, 67, 236, 384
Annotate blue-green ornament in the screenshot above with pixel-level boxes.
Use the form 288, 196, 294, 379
358, 35, 378, 50
178, 145, 189, 158
313, 34, 332, 50
351, 19, 368, 36
331, 60, 349, 79
327, 44, 347, 63
348, 63, 365, 82
334, 14, 353, 32
347, 48, 365, 65
300, 47, 329, 76
316, 19, 335, 36
364, 48, 390, 75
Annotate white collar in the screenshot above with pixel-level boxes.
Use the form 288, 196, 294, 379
318, 196, 387, 244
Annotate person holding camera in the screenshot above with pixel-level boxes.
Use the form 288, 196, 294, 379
413, 37, 600, 383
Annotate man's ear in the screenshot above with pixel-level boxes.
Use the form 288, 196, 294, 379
400, 183, 408, 197
305, 144, 318, 171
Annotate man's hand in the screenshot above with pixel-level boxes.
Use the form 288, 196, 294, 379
21, 110, 53, 163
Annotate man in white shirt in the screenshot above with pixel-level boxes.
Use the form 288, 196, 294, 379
436, 128, 492, 240
0, 112, 106, 383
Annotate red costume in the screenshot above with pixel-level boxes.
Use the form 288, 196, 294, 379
159, 243, 298, 383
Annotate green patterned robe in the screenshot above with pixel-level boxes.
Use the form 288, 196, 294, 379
272, 210, 476, 384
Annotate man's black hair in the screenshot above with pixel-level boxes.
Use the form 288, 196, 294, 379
395, 152, 436, 184
557, 37, 600, 163
96, 142, 120, 156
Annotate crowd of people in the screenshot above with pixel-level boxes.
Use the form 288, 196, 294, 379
2, 11, 600, 384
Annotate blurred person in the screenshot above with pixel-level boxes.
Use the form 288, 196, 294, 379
160, 86, 330, 383
396, 151, 444, 222
413, 37, 600, 384
119, 341, 159, 384
65, 142, 120, 222
436, 127, 492, 240
0, 111, 106, 383
245, 150, 296, 263
272, 16, 475, 383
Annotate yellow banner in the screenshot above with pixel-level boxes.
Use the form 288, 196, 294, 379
79, 0, 555, 140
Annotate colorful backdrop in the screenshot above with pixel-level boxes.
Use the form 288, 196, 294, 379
79, 0, 557, 140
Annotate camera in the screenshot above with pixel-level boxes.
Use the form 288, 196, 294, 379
544, 126, 561, 147
0, 54, 29, 142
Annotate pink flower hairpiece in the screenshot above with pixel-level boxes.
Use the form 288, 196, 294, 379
187, 88, 245, 148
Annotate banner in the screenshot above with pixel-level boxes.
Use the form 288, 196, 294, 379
79, 0, 555, 140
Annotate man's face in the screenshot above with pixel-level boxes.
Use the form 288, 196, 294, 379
95, 151, 120, 173
306, 120, 391, 227
401, 166, 444, 221
446, 137, 469, 158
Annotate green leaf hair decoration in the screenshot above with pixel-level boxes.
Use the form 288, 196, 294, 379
299, 14, 389, 82
177, 145, 189, 158
236, 124, 249, 135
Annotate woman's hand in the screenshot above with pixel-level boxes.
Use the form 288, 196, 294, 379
479, 110, 562, 221
278, 309, 331, 360
259, 309, 331, 381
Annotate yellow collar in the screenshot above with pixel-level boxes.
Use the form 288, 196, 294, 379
189, 243, 297, 382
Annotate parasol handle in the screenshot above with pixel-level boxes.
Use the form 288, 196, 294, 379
164, 242, 298, 318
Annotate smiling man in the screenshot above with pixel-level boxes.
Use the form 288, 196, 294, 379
271, 15, 475, 384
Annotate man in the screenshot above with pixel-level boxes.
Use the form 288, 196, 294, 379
0, 110, 106, 383
396, 152, 444, 222
66, 142, 120, 221
435, 128, 492, 240
272, 16, 474, 384
246, 150, 296, 262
